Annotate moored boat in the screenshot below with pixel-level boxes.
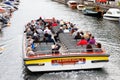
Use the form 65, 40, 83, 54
23, 17, 110, 72
67, 0, 78, 9
82, 6, 104, 18
77, 4, 85, 11
103, 8, 120, 21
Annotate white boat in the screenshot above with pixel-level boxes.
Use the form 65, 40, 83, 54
103, 8, 120, 21
77, 4, 85, 11
23, 18, 110, 72
67, 0, 78, 9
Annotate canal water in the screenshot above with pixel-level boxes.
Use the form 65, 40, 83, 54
0, 0, 120, 80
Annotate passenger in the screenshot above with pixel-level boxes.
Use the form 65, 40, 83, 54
54, 27, 63, 42
88, 36, 96, 44
36, 28, 43, 35
70, 28, 75, 34
95, 43, 103, 52
27, 36, 34, 45
86, 44, 93, 52
32, 32, 40, 43
29, 25, 35, 32
66, 22, 71, 29
44, 27, 52, 35
26, 28, 33, 38
59, 20, 65, 26
72, 29, 78, 36
84, 31, 91, 41
47, 34, 55, 44
79, 31, 84, 36
77, 37, 88, 46
36, 16, 43, 22
63, 27, 70, 33
52, 44, 61, 54
30, 20, 35, 26
26, 45, 35, 56
74, 32, 81, 40
52, 21, 58, 27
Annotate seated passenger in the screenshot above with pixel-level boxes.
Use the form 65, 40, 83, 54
77, 37, 88, 46
26, 45, 35, 56
44, 27, 52, 35
52, 22, 58, 27
84, 31, 91, 41
86, 44, 93, 52
54, 27, 63, 42
47, 35, 55, 44
74, 32, 81, 40
63, 27, 70, 33
32, 32, 40, 43
95, 43, 103, 52
52, 44, 61, 54
88, 36, 96, 44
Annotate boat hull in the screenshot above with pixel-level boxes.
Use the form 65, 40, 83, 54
24, 54, 109, 72
67, 1, 77, 9
103, 8, 120, 21
82, 10, 103, 18
103, 16, 120, 21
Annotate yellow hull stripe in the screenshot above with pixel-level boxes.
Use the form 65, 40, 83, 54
25, 56, 109, 65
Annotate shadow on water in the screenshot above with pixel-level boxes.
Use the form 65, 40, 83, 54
24, 68, 109, 80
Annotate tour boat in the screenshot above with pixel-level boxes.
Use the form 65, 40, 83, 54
82, 6, 104, 18
103, 8, 120, 21
67, 0, 78, 9
23, 18, 110, 72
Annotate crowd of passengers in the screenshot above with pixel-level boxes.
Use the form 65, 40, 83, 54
24, 17, 60, 56
24, 17, 102, 56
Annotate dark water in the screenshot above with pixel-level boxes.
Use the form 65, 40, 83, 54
0, 0, 120, 80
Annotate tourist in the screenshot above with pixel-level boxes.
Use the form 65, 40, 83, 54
86, 44, 93, 52
95, 43, 103, 52
52, 44, 61, 54
76, 37, 88, 46
54, 27, 63, 42
44, 27, 52, 35
88, 36, 96, 44
74, 32, 81, 40
26, 45, 35, 56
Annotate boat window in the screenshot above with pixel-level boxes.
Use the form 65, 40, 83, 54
71, 3, 77, 5
117, 11, 120, 14
107, 11, 112, 14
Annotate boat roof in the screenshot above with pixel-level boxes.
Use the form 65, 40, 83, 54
67, 0, 77, 3
107, 8, 120, 11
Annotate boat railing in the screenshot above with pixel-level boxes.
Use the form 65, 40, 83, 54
60, 47, 104, 54
35, 50, 52, 54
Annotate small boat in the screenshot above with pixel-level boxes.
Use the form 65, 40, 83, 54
82, 6, 103, 18
67, 0, 78, 9
23, 17, 109, 72
103, 8, 120, 21
77, 4, 85, 11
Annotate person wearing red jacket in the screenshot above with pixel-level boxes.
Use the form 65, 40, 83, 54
77, 37, 88, 46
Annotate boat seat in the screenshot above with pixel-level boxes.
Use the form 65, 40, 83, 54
34, 42, 54, 54
51, 26, 59, 34
58, 33, 77, 50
